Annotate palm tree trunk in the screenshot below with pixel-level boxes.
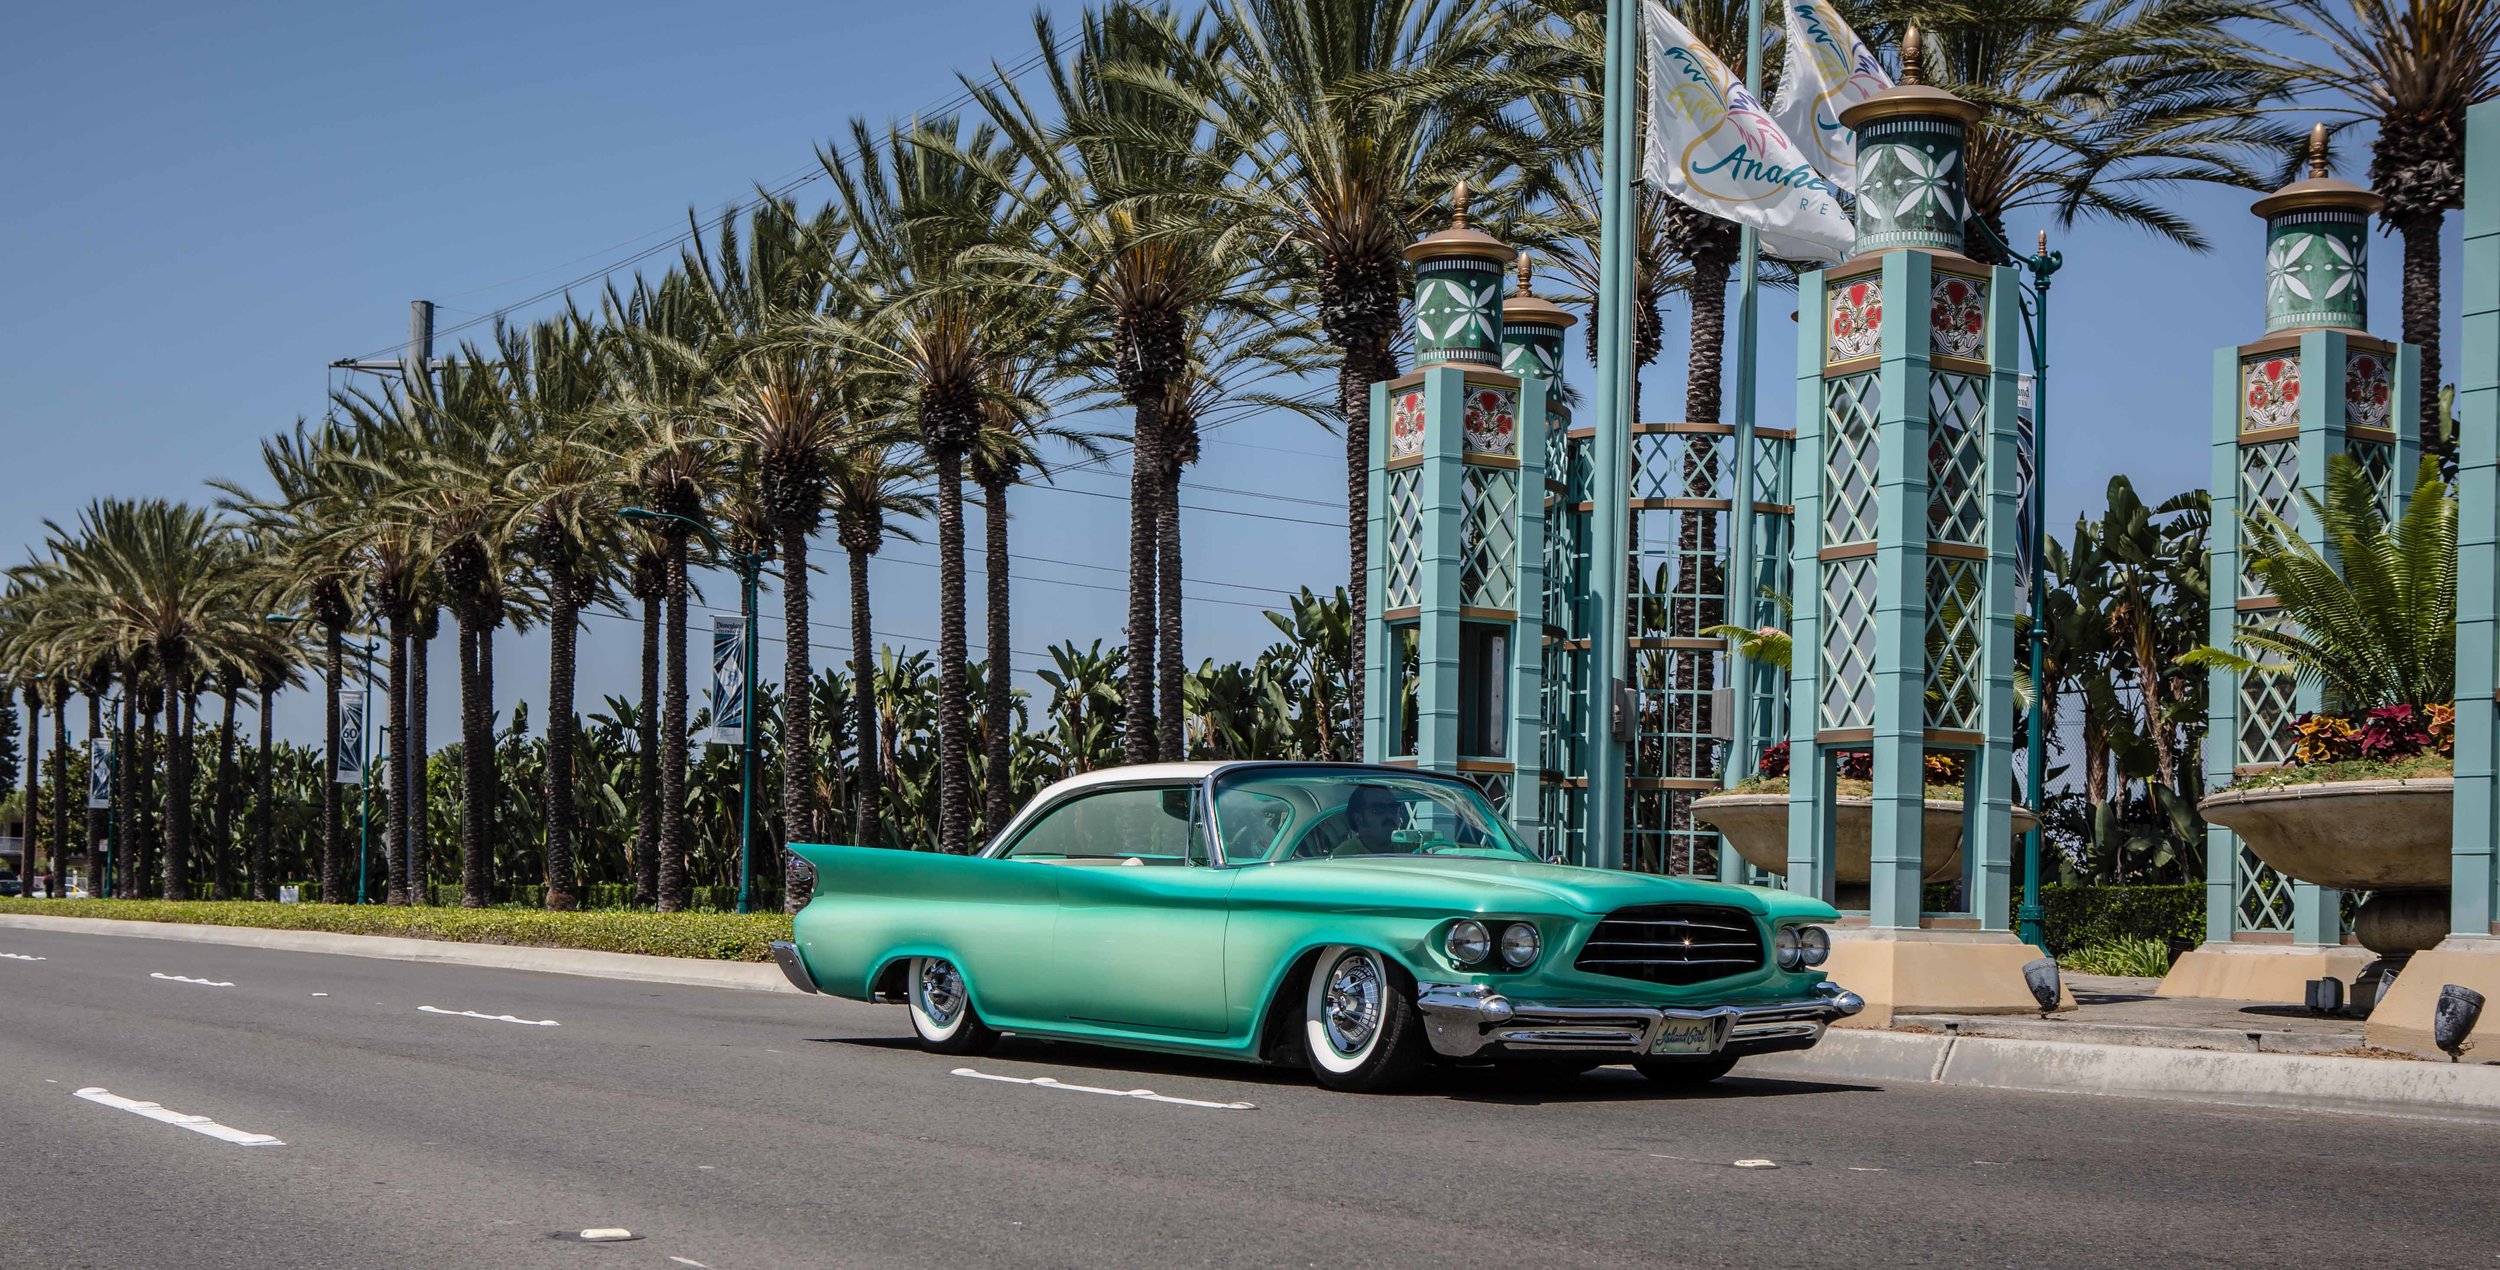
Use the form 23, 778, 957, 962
115, 680, 136, 897
658, 537, 692, 909
210, 689, 236, 899
410, 607, 433, 904
934, 449, 972, 855
1156, 456, 1185, 761
140, 701, 160, 890
161, 669, 189, 901
21, 688, 39, 897
635, 588, 661, 906
1685, 235, 1736, 425
848, 544, 881, 852
252, 687, 273, 901
322, 624, 345, 903
1336, 336, 1397, 740
544, 560, 581, 912
458, 618, 491, 907
384, 612, 409, 905
2397, 211, 2446, 468
1124, 400, 1164, 764
779, 520, 817, 912
44, 692, 65, 896
85, 692, 104, 894
979, 474, 1015, 839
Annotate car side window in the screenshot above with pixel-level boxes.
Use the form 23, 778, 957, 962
1002, 785, 1200, 863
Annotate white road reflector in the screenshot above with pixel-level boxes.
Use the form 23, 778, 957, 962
74, 1087, 284, 1146
0, 952, 46, 961
418, 1006, 560, 1027
1733, 1159, 1779, 1169
951, 1067, 1255, 1111
150, 972, 233, 987
579, 1229, 633, 1241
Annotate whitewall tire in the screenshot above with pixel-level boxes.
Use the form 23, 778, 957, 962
1301, 945, 1426, 1092
906, 956, 999, 1056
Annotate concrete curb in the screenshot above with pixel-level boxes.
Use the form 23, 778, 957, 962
1750, 1027, 2500, 1123
0, 912, 796, 994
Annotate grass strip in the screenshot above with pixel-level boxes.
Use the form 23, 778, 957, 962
0, 897, 790, 962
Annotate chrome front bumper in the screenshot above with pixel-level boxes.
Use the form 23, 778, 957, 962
1413, 979, 1864, 1060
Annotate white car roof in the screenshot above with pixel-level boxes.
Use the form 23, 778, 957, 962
1041, 762, 1231, 793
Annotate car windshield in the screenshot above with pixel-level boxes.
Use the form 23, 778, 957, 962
1211, 769, 1534, 865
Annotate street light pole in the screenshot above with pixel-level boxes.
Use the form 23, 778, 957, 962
2006, 231, 2063, 948
622, 507, 766, 915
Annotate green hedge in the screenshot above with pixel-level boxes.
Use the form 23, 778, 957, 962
2031, 884, 2204, 955
420, 883, 749, 912
0, 897, 789, 962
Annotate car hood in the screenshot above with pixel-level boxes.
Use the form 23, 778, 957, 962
1250, 854, 1835, 920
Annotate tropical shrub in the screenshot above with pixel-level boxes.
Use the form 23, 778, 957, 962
2059, 936, 2175, 978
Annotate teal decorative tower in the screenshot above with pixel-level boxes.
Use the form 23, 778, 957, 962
1782, 34, 2043, 1022
2169, 125, 2421, 1002
1506, 257, 1586, 862
1363, 188, 1549, 822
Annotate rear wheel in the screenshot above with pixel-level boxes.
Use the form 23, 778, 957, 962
1302, 946, 1428, 1092
906, 956, 998, 1056
1634, 1055, 1738, 1089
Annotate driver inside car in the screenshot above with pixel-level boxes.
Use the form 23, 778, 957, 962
1331, 784, 1406, 856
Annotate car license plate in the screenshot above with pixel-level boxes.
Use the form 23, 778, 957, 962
1650, 1017, 1724, 1055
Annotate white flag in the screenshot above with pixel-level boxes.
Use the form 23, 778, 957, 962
1642, 2, 1854, 265
1769, 1, 1894, 194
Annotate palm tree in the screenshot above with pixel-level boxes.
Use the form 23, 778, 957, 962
825, 422, 931, 851
820, 116, 1034, 855
2261, 0, 2500, 465
1139, 0, 1541, 729
2188, 456, 2455, 711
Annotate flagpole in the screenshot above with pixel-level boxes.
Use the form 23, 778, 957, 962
1587, 0, 1639, 870
1721, 0, 1766, 863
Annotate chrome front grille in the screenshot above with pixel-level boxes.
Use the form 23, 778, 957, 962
1574, 904, 1765, 985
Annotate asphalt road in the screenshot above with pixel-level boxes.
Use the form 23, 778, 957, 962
0, 926, 2490, 1270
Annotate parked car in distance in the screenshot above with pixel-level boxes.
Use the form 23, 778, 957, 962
777, 762, 1860, 1092
0, 870, 19, 898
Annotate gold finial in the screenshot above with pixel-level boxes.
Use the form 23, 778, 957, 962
1900, 25, 1922, 86
2037, 230, 2048, 256
1451, 180, 1472, 229
1516, 252, 1533, 294
2307, 123, 2330, 179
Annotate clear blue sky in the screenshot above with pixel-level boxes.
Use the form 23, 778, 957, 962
0, 0, 2459, 751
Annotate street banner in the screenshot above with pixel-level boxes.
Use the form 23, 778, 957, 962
1768, 0, 1893, 194
87, 735, 112, 809
710, 615, 745, 746
1641, 0, 1854, 265
336, 690, 366, 784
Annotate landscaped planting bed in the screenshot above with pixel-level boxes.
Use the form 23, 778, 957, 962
0, 898, 789, 962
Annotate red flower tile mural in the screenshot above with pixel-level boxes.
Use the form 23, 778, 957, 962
1390, 389, 1427, 460
2242, 355, 2301, 432
1929, 274, 1986, 358
1462, 386, 1518, 456
1827, 276, 1882, 362
2344, 348, 2391, 431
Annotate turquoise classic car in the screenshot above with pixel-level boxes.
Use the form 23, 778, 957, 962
774, 761, 1861, 1092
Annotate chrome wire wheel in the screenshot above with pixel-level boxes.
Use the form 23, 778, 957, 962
915, 957, 966, 1029
1321, 953, 1384, 1057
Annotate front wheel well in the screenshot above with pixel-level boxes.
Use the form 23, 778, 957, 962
1254, 944, 1424, 1066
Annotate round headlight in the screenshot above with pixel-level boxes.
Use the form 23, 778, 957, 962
1498, 922, 1542, 968
1800, 925, 1830, 967
1774, 924, 1804, 971
1445, 919, 1492, 965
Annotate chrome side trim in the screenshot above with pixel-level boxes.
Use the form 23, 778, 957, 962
769, 941, 820, 995
1414, 979, 1865, 1060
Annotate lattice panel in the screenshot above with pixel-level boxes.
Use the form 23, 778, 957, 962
1629, 507, 1726, 642
1924, 554, 1985, 730
2237, 845, 2296, 933
1463, 770, 1513, 817
1927, 372, 1988, 545
1626, 646, 1717, 786
1628, 788, 1719, 879
1384, 465, 1423, 609
2237, 439, 2298, 594
1460, 466, 1519, 610
1753, 432, 1793, 503
1824, 373, 1882, 545
2346, 437, 2396, 519
1632, 431, 1725, 502
1820, 556, 1878, 730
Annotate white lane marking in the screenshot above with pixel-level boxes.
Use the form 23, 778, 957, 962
150, 972, 233, 987
670, 1258, 710, 1268
310, 992, 328, 997
1733, 1159, 1779, 1169
74, 1088, 284, 1146
578, 1229, 633, 1242
951, 1067, 1255, 1110
0, 952, 47, 962
417, 1006, 560, 1027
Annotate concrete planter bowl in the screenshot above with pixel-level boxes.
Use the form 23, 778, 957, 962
2199, 777, 2453, 956
1690, 792, 2039, 907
